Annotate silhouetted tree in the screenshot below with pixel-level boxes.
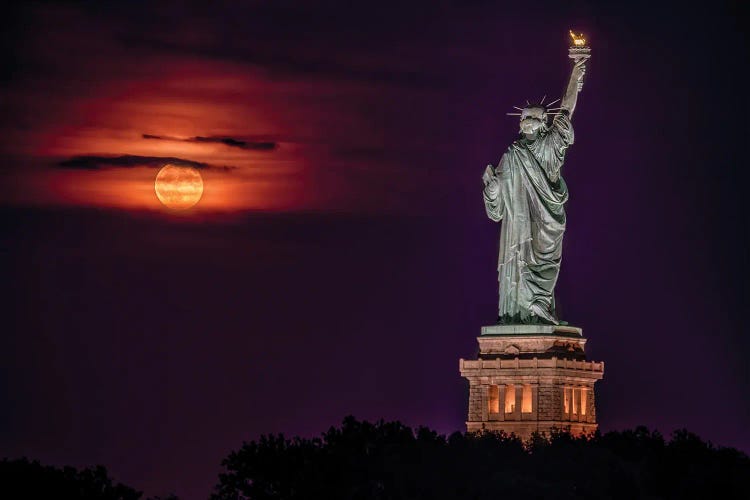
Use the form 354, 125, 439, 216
0, 458, 141, 499
0, 458, 179, 500
212, 417, 750, 500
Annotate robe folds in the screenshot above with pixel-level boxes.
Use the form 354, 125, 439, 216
484, 112, 574, 323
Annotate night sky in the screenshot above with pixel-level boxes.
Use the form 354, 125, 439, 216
1, 1, 748, 498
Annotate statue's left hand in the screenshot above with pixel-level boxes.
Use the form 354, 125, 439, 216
483, 165, 499, 197
482, 164, 495, 185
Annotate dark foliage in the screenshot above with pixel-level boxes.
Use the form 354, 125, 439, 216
0, 458, 142, 499
212, 417, 750, 500
0, 458, 179, 500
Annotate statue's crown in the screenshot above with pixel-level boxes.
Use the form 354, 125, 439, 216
506, 96, 563, 118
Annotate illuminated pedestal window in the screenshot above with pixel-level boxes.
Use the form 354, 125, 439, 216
488, 385, 500, 414
521, 384, 532, 413
581, 387, 587, 416
504, 385, 516, 413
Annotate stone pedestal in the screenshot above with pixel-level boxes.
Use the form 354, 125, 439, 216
459, 325, 604, 440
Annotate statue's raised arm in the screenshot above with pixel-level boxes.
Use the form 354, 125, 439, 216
561, 57, 588, 117
563, 30, 591, 117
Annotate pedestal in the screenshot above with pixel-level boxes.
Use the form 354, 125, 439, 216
459, 325, 604, 439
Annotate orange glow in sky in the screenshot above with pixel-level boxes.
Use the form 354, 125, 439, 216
1, 4, 443, 216
6, 50, 316, 213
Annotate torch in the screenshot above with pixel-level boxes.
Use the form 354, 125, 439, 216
568, 30, 590, 91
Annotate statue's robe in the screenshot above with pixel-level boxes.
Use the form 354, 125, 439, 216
484, 112, 574, 323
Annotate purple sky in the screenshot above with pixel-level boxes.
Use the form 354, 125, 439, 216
1, 1, 748, 498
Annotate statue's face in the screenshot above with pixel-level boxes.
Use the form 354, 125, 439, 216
519, 107, 546, 135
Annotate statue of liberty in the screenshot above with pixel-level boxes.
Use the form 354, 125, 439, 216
482, 40, 589, 325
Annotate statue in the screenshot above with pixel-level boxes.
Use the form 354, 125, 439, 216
482, 32, 590, 325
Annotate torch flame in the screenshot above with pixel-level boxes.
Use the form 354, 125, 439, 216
569, 30, 586, 47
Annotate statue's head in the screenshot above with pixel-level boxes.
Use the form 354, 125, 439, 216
507, 97, 562, 138
519, 106, 547, 136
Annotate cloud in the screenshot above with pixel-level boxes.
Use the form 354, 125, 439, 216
57, 155, 234, 171
141, 134, 277, 151
119, 36, 438, 88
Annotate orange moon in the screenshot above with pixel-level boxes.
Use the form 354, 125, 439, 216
154, 164, 204, 209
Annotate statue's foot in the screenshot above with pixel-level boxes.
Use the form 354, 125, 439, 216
530, 303, 559, 325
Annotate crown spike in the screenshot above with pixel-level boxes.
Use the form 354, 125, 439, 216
546, 98, 561, 107
540, 95, 547, 104
513, 106, 524, 111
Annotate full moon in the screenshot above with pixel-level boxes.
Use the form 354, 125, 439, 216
154, 164, 204, 209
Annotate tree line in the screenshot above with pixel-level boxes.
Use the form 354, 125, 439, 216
3, 417, 748, 499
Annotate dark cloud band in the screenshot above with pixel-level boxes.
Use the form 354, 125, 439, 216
142, 134, 277, 151
57, 155, 234, 171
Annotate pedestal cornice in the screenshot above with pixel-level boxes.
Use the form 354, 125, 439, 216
476, 325, 587, 359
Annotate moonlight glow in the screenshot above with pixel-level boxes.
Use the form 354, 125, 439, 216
154, 164, 204, 209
